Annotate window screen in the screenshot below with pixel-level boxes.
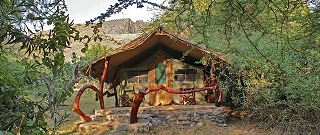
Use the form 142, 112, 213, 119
127, 70, 149, 83
174, 69, 197, 82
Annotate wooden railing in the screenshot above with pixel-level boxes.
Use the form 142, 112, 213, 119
130, 85, 222, 124
72, 60, 118, 122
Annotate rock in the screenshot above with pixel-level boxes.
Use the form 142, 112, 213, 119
177, 115, 189, 121
190, 122, 195, 127
152, 120, 163, 126
190, 117, 198, 122
218, 123, 227, 127
177, 120, 192, 126
197, 122, 204, 127
250, 128, 256, 132
148, 116, 153, 123
141, 125, 150, 132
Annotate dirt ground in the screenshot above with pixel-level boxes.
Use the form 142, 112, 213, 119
148, 120, 278, 135
59, 91, 280, 135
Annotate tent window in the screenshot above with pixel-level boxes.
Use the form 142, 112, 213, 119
127, 70, 149, 83
174, 69, 197, 82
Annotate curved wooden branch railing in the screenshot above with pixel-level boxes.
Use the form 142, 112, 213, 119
72, 84, 101, 122
130, 85, 218, 124
145, 85, 217, 95
130, 67, 223, 124
72, 60, 117, 122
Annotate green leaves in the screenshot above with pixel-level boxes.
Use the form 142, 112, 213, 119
83, 44, 112, 60
81, 43, 88, 53
0, 0, 79, 134
152, 0, 320, 133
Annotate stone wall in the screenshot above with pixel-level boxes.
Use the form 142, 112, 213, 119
76, 105, 227, 134
101, 18, 149, 34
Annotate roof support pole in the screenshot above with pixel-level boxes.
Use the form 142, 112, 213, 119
112, 83, 119, 107
210, 67, 222, 106
205, 75, 213, 103
99, 60, 109, 109
112, 70, 119, 107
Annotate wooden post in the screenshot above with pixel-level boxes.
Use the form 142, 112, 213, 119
148, 65, 156, 106
215, 89, 222, 107
210, 67, 223, 106
112, 81, 119, 107
165, 60, 173, 105
210, 68, 218, 87
111, 69, 119, 107
205, 75, 213, 103
99, 60, 109, 109
207, 90, 213, 103
130, 89, 146, 124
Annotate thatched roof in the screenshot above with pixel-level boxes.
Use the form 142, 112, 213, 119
85, 26, 226, 83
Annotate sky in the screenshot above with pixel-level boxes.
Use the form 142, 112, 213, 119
65, 0, 164, 24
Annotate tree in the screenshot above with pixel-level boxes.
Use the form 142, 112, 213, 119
0, 0, 80, 134
84, 44, 112, 60
139, 0, 319, 133
0, 0, 162, 133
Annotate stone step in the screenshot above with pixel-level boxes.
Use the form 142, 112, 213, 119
95, 107, 132, 116
140, 110, 220, 119
94, 105, 217, 116
89, 113, 151, 123
77, 121, 120, 134
76, 121, 151, 134
104, 114, 151, 123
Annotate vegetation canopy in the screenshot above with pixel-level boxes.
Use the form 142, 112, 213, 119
143, 0, 319, 134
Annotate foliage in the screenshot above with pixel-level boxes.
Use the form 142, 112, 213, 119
84, 44, 112, 60
0, 52, 76, 134
142, 0, 320, 133
86, 0, 167, 24
0, 0, 80, 134
75, 44, 113, 85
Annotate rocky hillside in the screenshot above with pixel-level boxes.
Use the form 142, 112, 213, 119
64, 18, 149, 61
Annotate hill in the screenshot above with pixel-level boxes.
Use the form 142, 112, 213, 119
64, 18, 149, 61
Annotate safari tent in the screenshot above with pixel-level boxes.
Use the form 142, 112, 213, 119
82, 26, 227, 107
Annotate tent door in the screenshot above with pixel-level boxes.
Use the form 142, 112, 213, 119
149, 60, 172, 106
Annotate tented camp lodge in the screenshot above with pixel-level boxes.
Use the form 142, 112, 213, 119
73, 27, 228, 121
